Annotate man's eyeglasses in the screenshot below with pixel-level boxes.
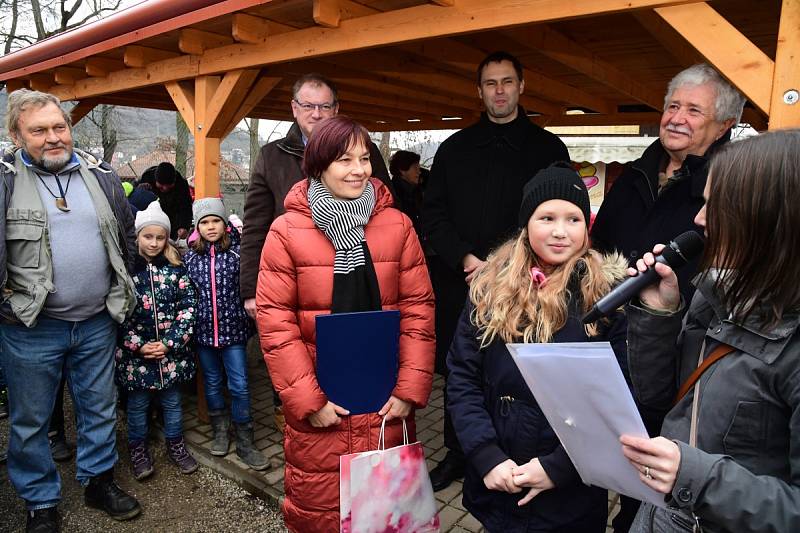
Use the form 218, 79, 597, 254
293, 99, 336, 112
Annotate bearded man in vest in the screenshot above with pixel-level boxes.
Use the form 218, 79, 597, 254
1, 89, 141, 533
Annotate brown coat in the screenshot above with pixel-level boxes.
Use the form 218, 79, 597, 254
256, 178, 435, 533
240, 122, 393, 299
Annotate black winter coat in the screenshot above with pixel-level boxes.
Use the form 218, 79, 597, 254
591, 134, 729, 303
423, 109, 569, 273
156, 175, 193, 239
447, 268, 628, 533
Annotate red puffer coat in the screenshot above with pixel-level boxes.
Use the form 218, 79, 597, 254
256, 178, 435, 533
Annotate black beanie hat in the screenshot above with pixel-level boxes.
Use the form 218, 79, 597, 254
155, 162, 177, 185
518, 163, 591, 228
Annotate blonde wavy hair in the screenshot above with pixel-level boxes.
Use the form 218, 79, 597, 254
470, 228, 623, 347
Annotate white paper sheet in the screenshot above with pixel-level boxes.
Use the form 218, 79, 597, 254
507, 342, 666, 509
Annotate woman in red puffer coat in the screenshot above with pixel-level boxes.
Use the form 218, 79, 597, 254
256, 116, 435, 533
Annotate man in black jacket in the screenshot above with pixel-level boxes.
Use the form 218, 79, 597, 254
591, 64, 744, 307
422, 51, 569, 491
590, 63, 745, 533
150, 162, 193, 240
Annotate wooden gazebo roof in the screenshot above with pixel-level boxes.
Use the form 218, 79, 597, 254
0, 0, 796, 196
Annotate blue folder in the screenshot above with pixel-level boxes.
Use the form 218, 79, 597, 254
315, 310, 400, 415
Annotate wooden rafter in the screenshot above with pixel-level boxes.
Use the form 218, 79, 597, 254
768, 0, 800, 129
654, 2, 774, 114
124, 45, 180, 68
29, 73, 55, 92
49, 0, 705, 102
632, 9, 704, 67
313, 0, 341, 28
85, 57, 125, 78
502, 25, 665, 111
179, 28, 234, 55
54, 67, 86, 85
231, 13, 293, 43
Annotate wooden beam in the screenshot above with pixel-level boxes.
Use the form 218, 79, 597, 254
632, 9, 704, 67
85, 57, 125, 78
231, 13, 293, 43
314, 0, 341, 28
220, 75, 282, 138
194, 75, 222, 198
741, 108, 768, 131
50, 0, 705, 101
401, 38, 613, 113
768, 0, 800, 129
654, 2, 774, 114
5, 79, 28, 92
503, 25, 665, 111
205, 69, 260, 138
179, 28, 234, 55
165, 81, 196, 131
29, 73, 55, 92
430, 0, 455, 5
199, 0, 706, 76
124, 45, 180, 68
69, 100, 98, 124
54, 67, 86, 86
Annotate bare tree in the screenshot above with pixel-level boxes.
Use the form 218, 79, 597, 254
1, 0, 124, 53
175, 113, 189, 177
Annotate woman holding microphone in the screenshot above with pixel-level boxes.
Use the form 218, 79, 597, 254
621, 129, 800, 532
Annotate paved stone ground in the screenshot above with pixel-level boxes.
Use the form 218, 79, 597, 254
181, 338, 622, 532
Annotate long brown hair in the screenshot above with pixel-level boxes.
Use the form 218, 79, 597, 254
469, 228, 626, 346
702, 129, 800, 327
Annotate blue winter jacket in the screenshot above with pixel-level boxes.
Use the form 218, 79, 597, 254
184, 224, 253, 347
447, 264, 629, 533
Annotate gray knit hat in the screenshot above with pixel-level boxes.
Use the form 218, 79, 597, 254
193, 197, 226, 225
135, 201, 171, 235
518, 163, 591, 228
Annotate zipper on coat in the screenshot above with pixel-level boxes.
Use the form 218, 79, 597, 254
149, 263, 164, 387
499, 395, 514, 417
210, 244, 219, 347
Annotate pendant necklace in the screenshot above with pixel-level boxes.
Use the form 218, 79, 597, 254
36, 173, 72, 212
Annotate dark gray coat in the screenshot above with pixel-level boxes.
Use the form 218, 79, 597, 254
627, 276, 800, 533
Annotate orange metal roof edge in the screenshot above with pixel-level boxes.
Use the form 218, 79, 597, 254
0, 0, 274, 82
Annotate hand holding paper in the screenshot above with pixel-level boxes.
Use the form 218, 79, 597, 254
620, 435, 680, 495
507, 342, 666, 509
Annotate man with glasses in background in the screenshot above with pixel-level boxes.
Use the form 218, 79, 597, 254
239, 73, 392, 433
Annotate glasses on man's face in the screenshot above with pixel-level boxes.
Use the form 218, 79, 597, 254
293, 99, 336, 113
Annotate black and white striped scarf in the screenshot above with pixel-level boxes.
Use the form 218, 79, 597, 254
308, 177, 375, 274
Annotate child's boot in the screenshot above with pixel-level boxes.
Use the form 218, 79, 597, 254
234, 422, 270, 471
128, 439, 154, 480
208, 410, 230, 456
165, 436, 198, 474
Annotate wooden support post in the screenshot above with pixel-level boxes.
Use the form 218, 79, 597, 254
768, 0, 800, 129
194, 75, 221, 199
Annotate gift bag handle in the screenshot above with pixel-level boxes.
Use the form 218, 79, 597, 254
377, 415, 409, 451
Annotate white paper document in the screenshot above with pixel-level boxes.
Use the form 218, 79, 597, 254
507, 342, 666, 509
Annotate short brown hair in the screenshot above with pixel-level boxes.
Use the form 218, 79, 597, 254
702, 129, 800, 326
6, 89, 72, 138
302, 115, 371, 179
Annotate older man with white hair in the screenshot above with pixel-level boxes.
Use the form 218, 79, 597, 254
1, 89, 141, 532
590, 64, 745, 533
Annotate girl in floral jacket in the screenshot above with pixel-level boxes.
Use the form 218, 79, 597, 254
115, 202, 198, 480
184, 198, 267, 470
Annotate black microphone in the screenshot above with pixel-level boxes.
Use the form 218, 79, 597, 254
581, 231, 705, 324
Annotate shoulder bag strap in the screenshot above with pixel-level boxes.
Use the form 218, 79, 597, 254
675, 343, 735, 407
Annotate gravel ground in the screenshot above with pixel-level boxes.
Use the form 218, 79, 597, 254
0, 398, 288, 533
